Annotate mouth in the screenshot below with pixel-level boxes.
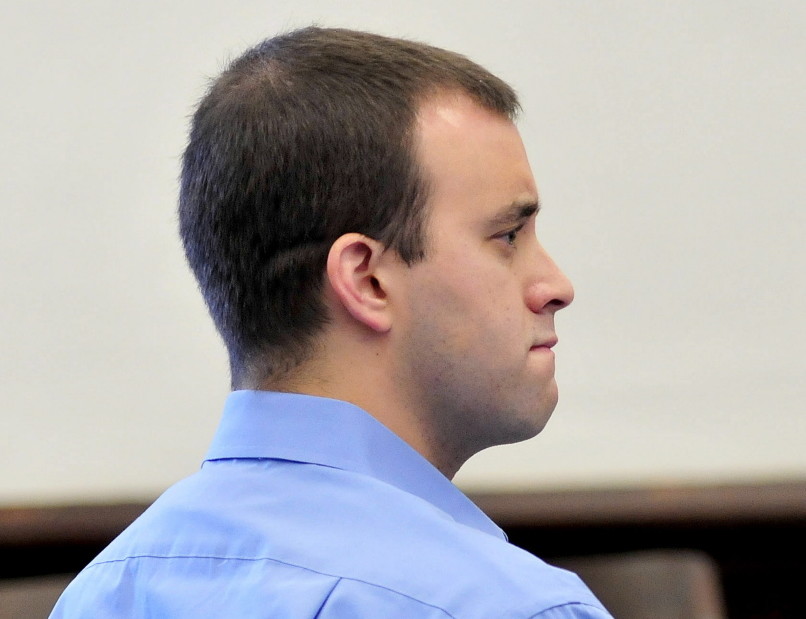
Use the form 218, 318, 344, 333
530, 337, 558, 351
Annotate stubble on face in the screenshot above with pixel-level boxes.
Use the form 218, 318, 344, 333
398, 271, 559, 474
389, 93, 565, 476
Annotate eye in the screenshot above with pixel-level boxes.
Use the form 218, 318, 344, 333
500, 224, 525, 247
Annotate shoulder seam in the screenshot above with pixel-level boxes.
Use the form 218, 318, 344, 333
527, 601, 611, 618
85, 554, 458, 618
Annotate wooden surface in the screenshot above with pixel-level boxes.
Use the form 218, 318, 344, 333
0, 502, 147, 547
1, 480, 803, 545
468, 479, 806, 527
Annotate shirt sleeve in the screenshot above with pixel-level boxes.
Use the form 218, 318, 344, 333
529, 602, 615, 619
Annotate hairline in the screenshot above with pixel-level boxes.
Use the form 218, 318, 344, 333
407, 87, 521, 257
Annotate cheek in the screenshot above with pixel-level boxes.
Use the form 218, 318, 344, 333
437, 286, 523, 356
434, 253, 505, 311
405, 250, 525, 352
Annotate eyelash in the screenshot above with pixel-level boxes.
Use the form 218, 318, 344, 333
500, 224, 525, 247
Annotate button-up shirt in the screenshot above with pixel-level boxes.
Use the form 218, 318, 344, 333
51, 391, 611, 618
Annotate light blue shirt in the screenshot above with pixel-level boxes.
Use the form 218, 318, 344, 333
52, 391, 612, 618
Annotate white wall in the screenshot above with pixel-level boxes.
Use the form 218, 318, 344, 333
2, 1, 804, 505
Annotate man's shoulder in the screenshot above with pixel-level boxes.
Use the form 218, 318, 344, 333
53, 460, 608, 618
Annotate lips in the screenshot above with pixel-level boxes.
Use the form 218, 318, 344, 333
530, 336, 557, 350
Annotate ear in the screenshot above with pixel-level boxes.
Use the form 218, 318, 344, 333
326, 233, 393, 333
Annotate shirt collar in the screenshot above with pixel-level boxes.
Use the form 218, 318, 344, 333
204, 390, 506, 540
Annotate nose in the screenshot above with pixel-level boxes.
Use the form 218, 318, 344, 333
525, 243, 575, 314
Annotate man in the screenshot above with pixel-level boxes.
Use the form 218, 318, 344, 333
52, 27, 611, 618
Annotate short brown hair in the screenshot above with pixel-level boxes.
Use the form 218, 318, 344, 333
179, 27, 519, 387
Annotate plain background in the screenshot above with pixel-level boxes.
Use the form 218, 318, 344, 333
2, 1, 804, 505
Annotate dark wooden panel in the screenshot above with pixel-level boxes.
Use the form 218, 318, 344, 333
0, 503, 147, 547
467, 479, 806, 527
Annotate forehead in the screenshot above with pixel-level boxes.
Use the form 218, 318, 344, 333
414, 93, 538, 227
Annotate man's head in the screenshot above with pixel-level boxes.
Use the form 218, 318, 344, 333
180, 27, 574, 474
179, 27, 519, 388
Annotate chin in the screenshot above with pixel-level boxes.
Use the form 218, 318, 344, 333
518, 394, 559, 440
491, 408, 554, 448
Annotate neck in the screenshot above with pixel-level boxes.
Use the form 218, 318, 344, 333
262, 337, 465, 479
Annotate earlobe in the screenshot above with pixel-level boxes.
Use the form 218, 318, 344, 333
326, 234, 393, 333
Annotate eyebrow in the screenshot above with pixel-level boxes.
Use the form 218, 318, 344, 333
487, 199, 541, 228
